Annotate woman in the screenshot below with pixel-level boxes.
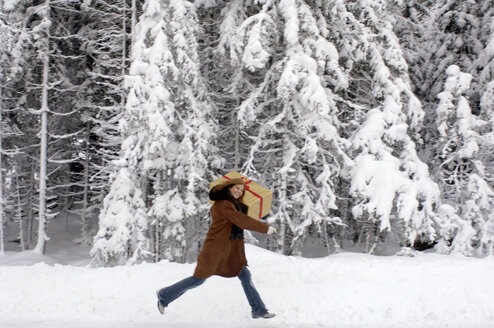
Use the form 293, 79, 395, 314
156, 178, 277, 319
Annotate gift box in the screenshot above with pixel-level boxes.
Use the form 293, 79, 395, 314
209, 171, 273, 220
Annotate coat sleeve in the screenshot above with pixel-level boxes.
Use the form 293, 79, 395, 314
221, 201, 269, 234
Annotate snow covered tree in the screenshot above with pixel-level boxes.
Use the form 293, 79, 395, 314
31, 11, 51, 255
393, 0, 493, 127
479, 81, 494, 187
433, 204, 460, 254
3, 0, 492, 260
140, 0, 222, 263
0, 0, 9, 254
472, 1, 494, 94
329, 0, 440, 254
148, 186, 187, 262
204, 0, 352, 255
193, 0, 443, 256
434, 65, 493, 256
93, 0, 222, 264
390, 1, 494, 256
0, 0, 97, 254
69, 0, 144, 245
0, 0, 32, 253
453, 175, 494, 256
0, 77, 4, 255
91, 167, 149, 264
420, 0, 482, 99
389, 0, 434, 96
0, 0, 39, 251
195, 1, 249, 172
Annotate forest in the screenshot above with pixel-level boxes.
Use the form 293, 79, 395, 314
0, 0, 493, 265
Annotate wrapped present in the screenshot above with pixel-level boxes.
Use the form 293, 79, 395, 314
209, 171, 273, 220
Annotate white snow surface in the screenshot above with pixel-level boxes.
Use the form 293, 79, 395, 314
1, 218, 493, 328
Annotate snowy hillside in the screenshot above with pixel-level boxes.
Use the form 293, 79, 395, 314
1, 243, 493, 328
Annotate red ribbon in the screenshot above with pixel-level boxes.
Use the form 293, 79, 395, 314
222, 175, 264, 219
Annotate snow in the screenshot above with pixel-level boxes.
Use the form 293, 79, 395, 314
239, 13, 272, 71
279, 0, 299, 47
3, 0, 21, 11
1, 218, 494, 328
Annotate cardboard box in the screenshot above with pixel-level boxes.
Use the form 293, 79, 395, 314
209, 171, 272, 219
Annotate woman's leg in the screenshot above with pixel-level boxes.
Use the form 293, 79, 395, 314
237, 266, 268, 315
157, 276, 205, 307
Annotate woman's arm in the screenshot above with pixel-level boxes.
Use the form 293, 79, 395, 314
220, 201, 269, 234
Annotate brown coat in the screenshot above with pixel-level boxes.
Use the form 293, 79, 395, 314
193, 199, 269, 279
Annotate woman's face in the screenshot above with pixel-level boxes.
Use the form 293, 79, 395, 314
229, 184, 244, 199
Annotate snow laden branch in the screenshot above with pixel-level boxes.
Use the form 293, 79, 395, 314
216, 0, 351, 255
93, 0, 220, 264
434, 65, 494, 256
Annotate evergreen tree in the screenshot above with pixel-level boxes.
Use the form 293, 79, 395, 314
331, 0, 440, 253
92, 0, 221, 264
203, 0, 353, 255
0, 0, 32, 252
0, 0, 9, 253
72, 0, 141, 245
7, 0, 92, 254
90, 167, 149, 264
207, 0, 442, 255
392, 0, 494, 255
2, 0, 492, 260
435, 65, 493, 256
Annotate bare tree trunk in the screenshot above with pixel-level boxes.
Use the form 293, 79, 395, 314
14, 158, 26, 251
80, 126, 90, 244
34, 50, 50, 255
0, 84, 4, 254
368, 222, 380, 255
153, 171, 162, 263
27, 163, 35, 248
234, 99, 240, 170
131, 0, 136, 36
154, 219, 161, 262
121, 0, 127, 107
281, 221, 294, 255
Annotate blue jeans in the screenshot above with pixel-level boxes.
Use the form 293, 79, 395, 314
157, 266, 268, 315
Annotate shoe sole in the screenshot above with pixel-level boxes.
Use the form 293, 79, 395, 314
157, 300, 165, 314
252, 313, 276, 319
156, 290, 165, 315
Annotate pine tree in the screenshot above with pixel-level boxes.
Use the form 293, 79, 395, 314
204, 0, 353, 255
0, 88, 4, 254
0, 0, 8, 254
2, 0, 491, 260
418, 0, 481, 100
435, 65, 493, 256
72, 0, 143, 245
479, 80, 494, 188
473, 1, 494, 93
90, 167, 149, 264
391, 0, 494, 256
192, 0, 445, 255
0, 3, 38, 248
0, 0, 32, 253
5, 0, 94, 254
331, 0, 440, 253
93, 0, 221, 264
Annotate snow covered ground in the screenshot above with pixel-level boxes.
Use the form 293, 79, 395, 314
1, 219, 493, 328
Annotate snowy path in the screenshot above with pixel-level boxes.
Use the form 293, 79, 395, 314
1, 245, 493, 328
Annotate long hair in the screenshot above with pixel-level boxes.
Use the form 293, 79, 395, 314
211, 178, 246, 203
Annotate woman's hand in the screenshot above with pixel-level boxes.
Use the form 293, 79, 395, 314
267, 226, 277, 235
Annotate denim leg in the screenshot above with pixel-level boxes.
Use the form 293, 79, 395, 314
238, 266, 267, 315
157, 276, 205, 307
